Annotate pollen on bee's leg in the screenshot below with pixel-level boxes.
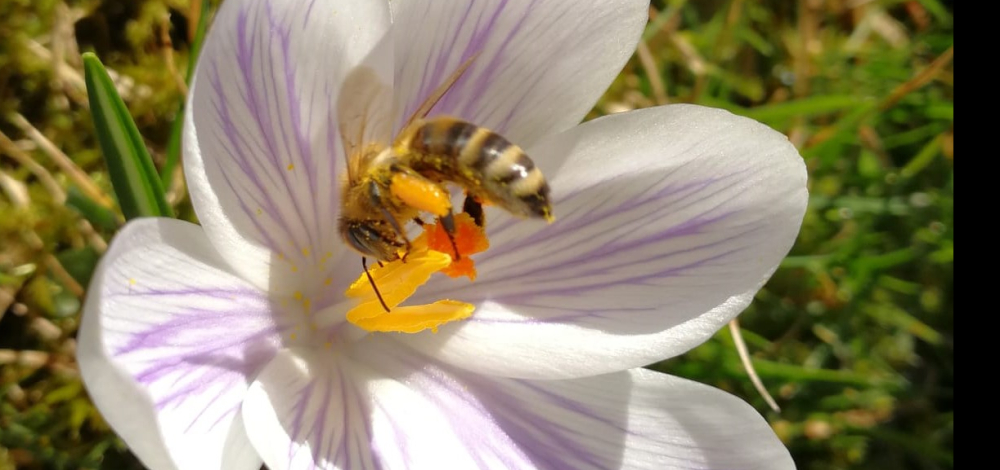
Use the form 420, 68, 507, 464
390, 172, 451, 216
426, 212, 489, 280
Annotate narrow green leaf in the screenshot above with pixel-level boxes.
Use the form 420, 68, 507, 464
188, 0, 212, 83
914, 0, 952, 25
162, 0, 212, 188
83, 52, 173, 220
726, 358, 907, 389
66, 186, 119, 232
642, 0, 687, 41
162, 104, 185, 191
742, 95, 868, 124
901, 133, 945, 178
55, 247, 102, 288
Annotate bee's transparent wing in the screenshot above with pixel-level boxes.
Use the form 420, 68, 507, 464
397, 52, 479, 140
337, 65, 394, 183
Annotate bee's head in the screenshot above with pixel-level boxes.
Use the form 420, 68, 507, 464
339, 218, 404, 261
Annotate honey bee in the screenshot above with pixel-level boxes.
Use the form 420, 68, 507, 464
337, 58, 554, 268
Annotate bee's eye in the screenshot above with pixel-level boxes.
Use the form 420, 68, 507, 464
346, 224, 382, 257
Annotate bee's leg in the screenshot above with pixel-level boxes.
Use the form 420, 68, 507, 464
438, 210, 461, 261
362, 257, 390, 313
462, 194, 485, 227
380, 209, 412, 261
369, 181, 412, 261
398, 232, 413, 263
412, 217, 426, 226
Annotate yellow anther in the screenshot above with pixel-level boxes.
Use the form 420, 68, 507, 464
344, 247, 449, 300
348, 300, 473, 334
345, 234, 474, 334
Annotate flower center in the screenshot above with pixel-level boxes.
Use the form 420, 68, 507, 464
344, 213, 489, 333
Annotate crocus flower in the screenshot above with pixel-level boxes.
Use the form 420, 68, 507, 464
77, 0, 807, 469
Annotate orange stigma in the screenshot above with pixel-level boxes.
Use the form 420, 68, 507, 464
426, 212, 489, 280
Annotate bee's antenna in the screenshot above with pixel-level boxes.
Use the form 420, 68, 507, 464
362, 257, 390, 313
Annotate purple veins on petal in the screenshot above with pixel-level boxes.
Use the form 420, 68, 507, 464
386, 355, 535, 470
222, 5, 322, 254
425, 172, 753, 303
208, 67, 291, 255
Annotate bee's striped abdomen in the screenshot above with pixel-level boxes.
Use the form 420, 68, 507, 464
405, 117, 552, 220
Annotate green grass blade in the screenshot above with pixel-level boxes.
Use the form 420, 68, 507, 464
66, 186, 119, 232
742, 95, 868, 124
161, 0, 212, 188
162, 104, 185, 191
83, 52, 173, 220
901, 133, 945, 178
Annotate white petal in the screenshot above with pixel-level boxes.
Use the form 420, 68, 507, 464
243, 344, 537, 470
406, 105, 808, 378
249, 340, 792, 470
242, 348, 377, 470
184, 0, 391, 293
463, 366, 795, 470
77, 218, 286, 470
390, 0, 648, 146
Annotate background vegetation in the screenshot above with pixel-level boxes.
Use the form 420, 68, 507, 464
0, 0, 954, 468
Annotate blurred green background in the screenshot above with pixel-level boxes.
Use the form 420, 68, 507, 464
0, 0, 954, 469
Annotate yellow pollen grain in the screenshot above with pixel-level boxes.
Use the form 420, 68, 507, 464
291, 264, 298, 272
289, 333, 297, 340
294, 291, 303, 300
128, 278, 136, 285
287, 163, 295, 170
324, 277, 332, 286
302, 247, 310, 257
324, 341, 332, 349
310, 324, 318, 331
256, 208, 262, 215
